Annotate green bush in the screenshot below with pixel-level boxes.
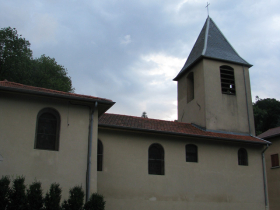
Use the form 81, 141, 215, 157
62, 186, 84, 210
84, 193, 105, 210
0, 176, 11, 210
7, 176, 27, 210
44, 183, 62, 210
27, 181, 43, 210
0, 176, 106, 210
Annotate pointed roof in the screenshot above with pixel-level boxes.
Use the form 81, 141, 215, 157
174, 16, 252, 81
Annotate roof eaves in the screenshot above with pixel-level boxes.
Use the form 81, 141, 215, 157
0, 85, 115, 105
99, 123, 268, 145
173, 56, 203, 81
202, 56, 253, 67
259, 133, 280, 140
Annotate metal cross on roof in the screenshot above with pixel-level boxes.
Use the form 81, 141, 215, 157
206, 2, 210, 16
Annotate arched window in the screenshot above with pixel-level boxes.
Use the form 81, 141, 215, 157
187, 72, 194, 103
35, 108, 60, 151
97, 140, 103, 171
220, 65, 235, 95
148, 143, 164, 175
238, 148, 248, 166
186, 144, 198, 162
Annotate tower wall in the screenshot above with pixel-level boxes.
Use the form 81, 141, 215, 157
178, 60, 206, 128
178, 59, 255, 135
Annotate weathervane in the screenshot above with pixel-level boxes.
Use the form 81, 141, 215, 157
206, 2, 210, 16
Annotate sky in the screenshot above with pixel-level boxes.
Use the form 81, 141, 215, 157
1, 0, 280, 121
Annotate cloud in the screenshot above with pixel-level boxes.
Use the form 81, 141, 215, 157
120, 35, 132, 45
1, 0, 280, 121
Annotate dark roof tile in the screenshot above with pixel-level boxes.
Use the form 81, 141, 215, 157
174, 17, 252, 81
258, 126, 280, 139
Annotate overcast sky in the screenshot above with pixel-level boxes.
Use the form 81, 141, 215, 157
1, 0, 280, 120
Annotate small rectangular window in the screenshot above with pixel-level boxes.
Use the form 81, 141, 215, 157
271, 154, 279, 167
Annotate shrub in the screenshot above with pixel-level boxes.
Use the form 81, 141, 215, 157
27, 181, 43, 210
61, 186, 84, 210
7, 176, 27, 210
84, 193, 105, 210
44, 183, 62, 210
0, 176, 11, 210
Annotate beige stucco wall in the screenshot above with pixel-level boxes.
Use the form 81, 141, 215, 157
265, 137, 280, 210
178, 60, 206, 127
177, 59, 255, 135
98, 128, 265, 210
0, 91, 99, 199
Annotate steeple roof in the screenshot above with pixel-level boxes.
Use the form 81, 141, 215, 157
174, 16, 252, 81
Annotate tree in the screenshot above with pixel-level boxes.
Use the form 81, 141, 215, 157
61, 186, 84, 210
44, 183, 62, 210
0, 176, 11, 210
0, 27, 32, 83
0, 27, 74, 92
27, 181, 43, 210
253, 97, 280, 135
30, 55, 73, 92
7, 176, 27, 210
84, 193, 105, 210
141, 112, 148, 118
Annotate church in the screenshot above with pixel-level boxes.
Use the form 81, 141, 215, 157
0, 16, 270, 210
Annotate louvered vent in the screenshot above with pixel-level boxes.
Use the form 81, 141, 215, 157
220, 65, 235, 95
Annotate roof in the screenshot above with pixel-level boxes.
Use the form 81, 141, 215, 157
258, 126, 280, 139
174, 16, 252, 81
0, 80, 115, 115
99, 113, 268, 145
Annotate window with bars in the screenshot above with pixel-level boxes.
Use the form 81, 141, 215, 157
35, 108, 60, 151
220, 65, 236, 95
97, 140, 103, 171
238, 148, 248, 166
148, 144, 164, 175
271, 154, 279, 167
186, 144, 198, 162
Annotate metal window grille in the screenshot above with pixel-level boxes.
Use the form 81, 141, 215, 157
36, 111, 59, 150
148, 144, 164, 175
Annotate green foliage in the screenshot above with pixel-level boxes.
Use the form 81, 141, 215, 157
0, 27, 74, 92
0, 27, 33, 82
44, 183, 62, 210
62, 186, 85, 210
0, 176, 106, 210
29, 54, 73, 92
0, 176, 11, 210
27, 181, 43, 210
253, 97, 280, 135
84, 193, 106, 210
7, 176, 27, 210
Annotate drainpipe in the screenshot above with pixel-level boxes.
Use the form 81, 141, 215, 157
86, 101, 98, 202
262, 144, 269, 210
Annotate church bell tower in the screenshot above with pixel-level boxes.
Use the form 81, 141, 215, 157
174, 16, 255, 135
